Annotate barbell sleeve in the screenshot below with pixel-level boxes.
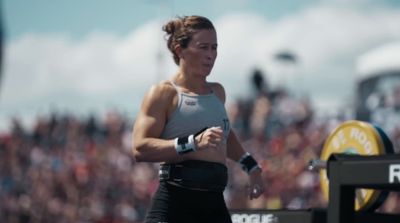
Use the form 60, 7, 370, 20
308, 159, 327, 171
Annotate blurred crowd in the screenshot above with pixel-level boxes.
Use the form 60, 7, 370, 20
1, 112, 156, 223
1, 84, 400, 222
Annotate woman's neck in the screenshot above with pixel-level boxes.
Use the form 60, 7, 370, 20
173, 72, 210, 94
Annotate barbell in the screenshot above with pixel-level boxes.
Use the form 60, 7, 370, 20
308, 120, 394, 211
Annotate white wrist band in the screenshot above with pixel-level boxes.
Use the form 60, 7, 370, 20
174, 134, 196, 155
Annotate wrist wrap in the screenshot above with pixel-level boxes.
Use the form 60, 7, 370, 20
174, 134, 196, 155
238, 152, 261, 174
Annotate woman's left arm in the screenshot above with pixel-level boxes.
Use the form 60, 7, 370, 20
212, 82, 265, 199
226, 130, 265, 199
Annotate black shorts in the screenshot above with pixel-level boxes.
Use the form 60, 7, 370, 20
145, 181, 232, 223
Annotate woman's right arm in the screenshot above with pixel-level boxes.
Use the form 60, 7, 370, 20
132, 83, 179, 162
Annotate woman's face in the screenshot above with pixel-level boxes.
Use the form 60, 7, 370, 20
180, 28, 218, 77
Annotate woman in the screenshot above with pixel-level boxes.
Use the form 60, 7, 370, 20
132, 15, 265, 223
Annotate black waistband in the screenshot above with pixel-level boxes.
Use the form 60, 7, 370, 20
159, 160, 228, 192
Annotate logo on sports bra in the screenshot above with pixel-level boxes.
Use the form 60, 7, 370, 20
184, 100, 197, 106
223, 118, 230, 131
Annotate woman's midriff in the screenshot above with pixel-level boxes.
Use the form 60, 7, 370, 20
168, 143, 227, 164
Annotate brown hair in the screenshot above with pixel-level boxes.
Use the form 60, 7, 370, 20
162, 15, 215, 65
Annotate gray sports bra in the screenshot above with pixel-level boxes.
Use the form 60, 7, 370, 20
160, 81, 230, 140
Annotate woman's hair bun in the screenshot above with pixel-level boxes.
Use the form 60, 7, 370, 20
162, 20, 180, 35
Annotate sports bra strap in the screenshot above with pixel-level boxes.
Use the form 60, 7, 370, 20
169, 80, 182, 106
169, 80, 180, 91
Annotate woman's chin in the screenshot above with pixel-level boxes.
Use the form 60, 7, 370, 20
202, 68, 213, 76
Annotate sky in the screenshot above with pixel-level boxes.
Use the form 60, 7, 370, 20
1, 0, 400, 131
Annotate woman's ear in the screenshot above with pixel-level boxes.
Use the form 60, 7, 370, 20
175, 45, 184, 59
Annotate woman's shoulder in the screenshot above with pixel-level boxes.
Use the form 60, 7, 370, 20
149, 80, 176, 94
209, 82, 226, 103
144, 80, 178, 103
208, 81, 225, 91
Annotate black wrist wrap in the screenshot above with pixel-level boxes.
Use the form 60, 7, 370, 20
238, 152, 261, 174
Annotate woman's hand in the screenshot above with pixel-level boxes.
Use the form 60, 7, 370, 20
248, 168, 265, 199
195, 126, 224, 150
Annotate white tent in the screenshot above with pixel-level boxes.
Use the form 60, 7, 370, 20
356, 41, 400, 81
